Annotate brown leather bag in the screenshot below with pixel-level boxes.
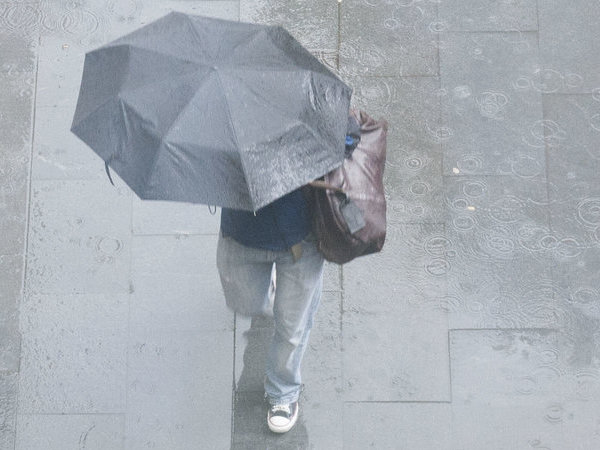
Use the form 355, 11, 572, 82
309, 109, 388, 264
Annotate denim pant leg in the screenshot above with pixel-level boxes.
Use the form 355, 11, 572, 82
265, 235, 324, 405
216, 232, 274, 317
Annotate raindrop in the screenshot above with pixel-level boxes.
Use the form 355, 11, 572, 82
453, 215, 475, 231
574, 370, 600, 400
425, 258, 450, 276
405, 157, 423, 169
462, 180, 486, 198
488, 294, 519, 315
540, 234, 559, 250
576, 198, 600, 226
383, 18, 398, 29
476, 91, 509, 120
452, 198, 469, 210
514, 376, 537, 395
513, 76, 531, 90
0, 4, 41, 32
593, 226, 600, 244
590, 113, 600, 132
409, 181, 428, 195
457, 155, 483, 172
424, 236, 452, 257
437, 296, 461, 313
428, 21, 446, 33
543, 403, 564, 423
524, 120, 567, 148
453, 85, 472, 99
410, 205, 424, 216
96, 236, 123, 255
532, 68, 564, 93
517, 226, 550, 251
512, 155, 543, 178
429, 125, 453, 142
564, 72, 584, 88
554, 238, 582, 258
486, 235, 514, 255
570, 288, 597, 305
539, 348, 560, 365
489, 196, 524, 223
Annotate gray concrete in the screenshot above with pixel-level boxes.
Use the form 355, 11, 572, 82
1, 0, 600, 448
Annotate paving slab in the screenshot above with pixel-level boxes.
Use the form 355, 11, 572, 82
32, 105, 106, 181
26, 180, 132, 295
132, 200, 220, 235
343, 402, 452, 450
340, 0, 438, 77
438, 0, 537, 32
126, 329, 232, 450
343, 224, 450, 402
451, 329, 600, 406
15, 413, 125, 450
302, 291, 343, 393
544, 94, 600, 293
0, 254, 23, 372
0, 164, 29, 257
442, 175, 562, 329
18, 293, 128, 414
0, 69, 34, 158
0, 372, 18, 450
323, 261, 341, 292
0, 3, 42, 44
130, 235, 232, 332
0, 29, 38, 73
539, 1, 600, 93
240, 0, 337, 51
439, 31, 544, 176
348, 75, 444, 223
450, 329, 600, 448
451, 401, 600, 450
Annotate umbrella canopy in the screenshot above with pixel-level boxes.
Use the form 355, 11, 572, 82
71, 12, 352, 211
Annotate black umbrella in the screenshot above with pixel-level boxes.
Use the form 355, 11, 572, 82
71, 12, 352, 211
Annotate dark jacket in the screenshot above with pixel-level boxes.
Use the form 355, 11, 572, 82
220, 188, 311, 251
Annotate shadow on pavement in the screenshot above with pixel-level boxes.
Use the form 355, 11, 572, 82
232, 315, 310, 449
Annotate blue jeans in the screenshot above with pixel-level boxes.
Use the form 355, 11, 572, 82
216, 231, 324, 405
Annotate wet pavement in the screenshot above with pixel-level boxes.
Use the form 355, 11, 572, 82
1, 0, 600, 449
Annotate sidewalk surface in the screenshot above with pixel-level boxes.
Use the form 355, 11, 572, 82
2, 1, 600, 449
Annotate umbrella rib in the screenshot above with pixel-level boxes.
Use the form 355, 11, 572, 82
219, 27, 270, 66
104, 43, 203, 70
183, 13, 207, 59
211, 68, 256, 210
72, 47, 208, 128
143, 68, 219, 195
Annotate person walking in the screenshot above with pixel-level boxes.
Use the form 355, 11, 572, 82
216, 187, 324, 434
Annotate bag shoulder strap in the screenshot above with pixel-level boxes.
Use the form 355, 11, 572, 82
308, 180, 345, 194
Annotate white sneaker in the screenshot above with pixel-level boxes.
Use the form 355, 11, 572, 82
267, 401, 299, 433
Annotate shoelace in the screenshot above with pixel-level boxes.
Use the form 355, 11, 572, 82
271, 404, 290, 415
